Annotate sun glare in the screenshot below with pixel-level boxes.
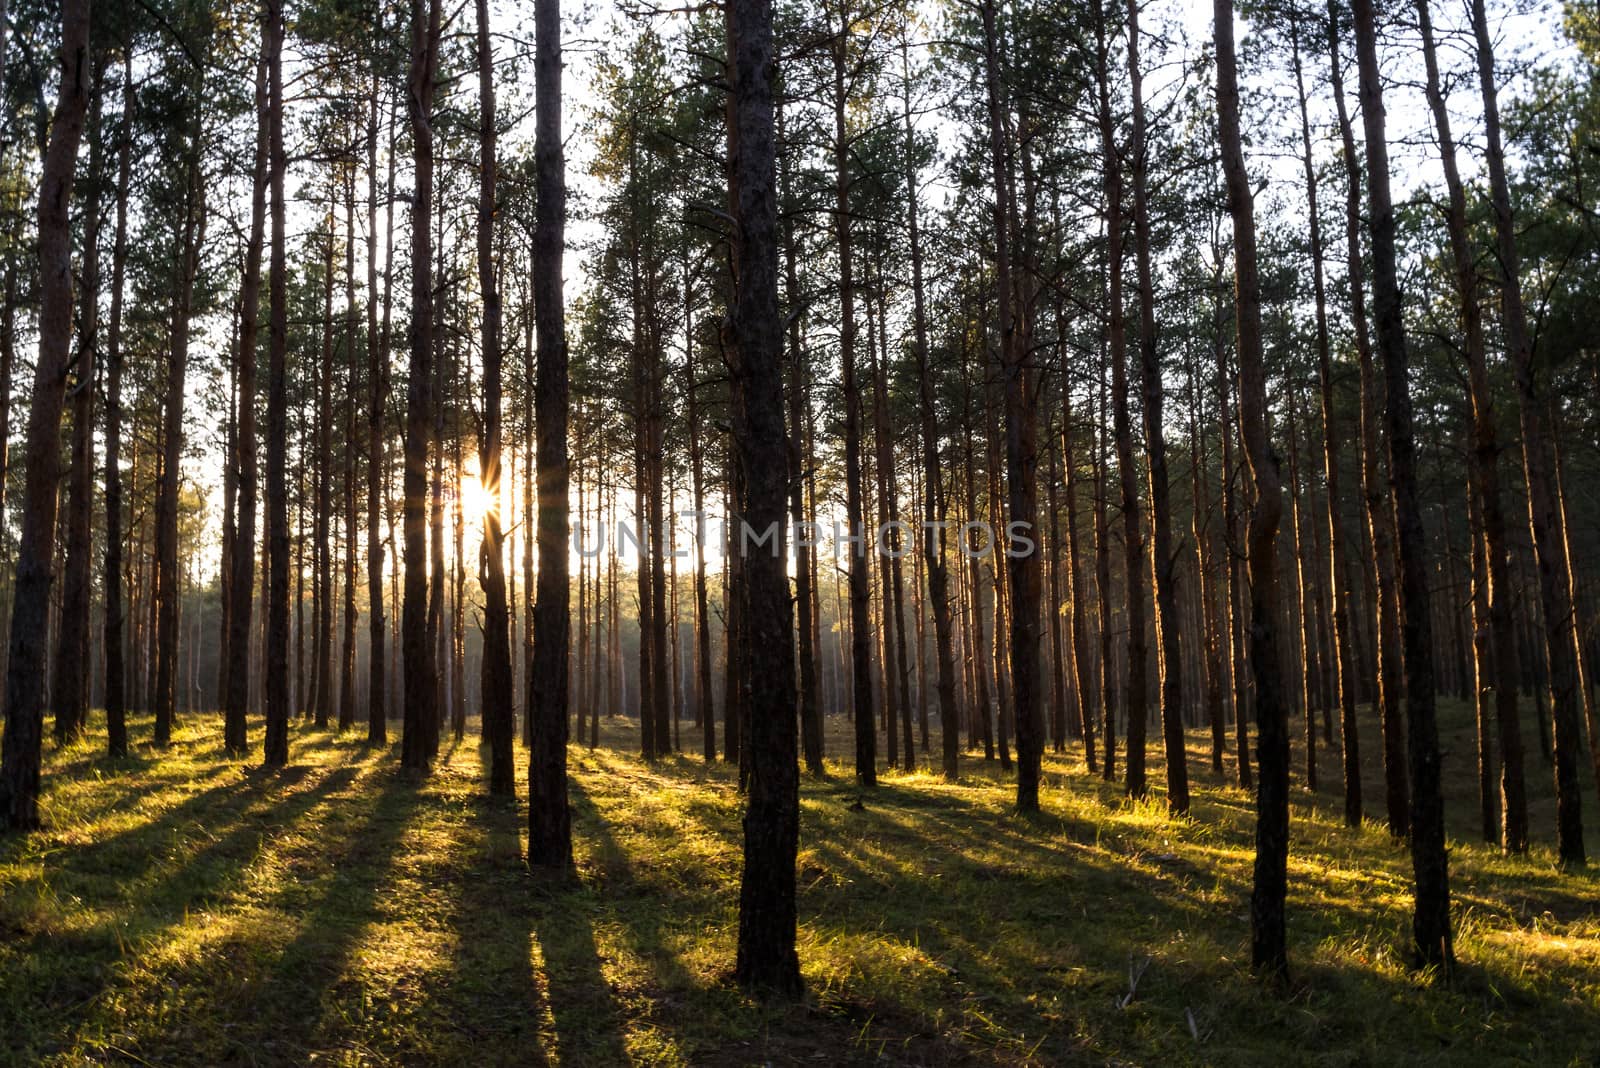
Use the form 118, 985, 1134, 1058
458, 473, 496, 524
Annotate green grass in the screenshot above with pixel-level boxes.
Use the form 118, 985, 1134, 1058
2, 700, 1597, 1066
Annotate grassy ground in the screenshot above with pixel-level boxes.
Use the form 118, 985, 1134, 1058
2, 700, 1597, 1066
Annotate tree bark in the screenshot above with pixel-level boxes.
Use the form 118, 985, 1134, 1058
528, 0, 573, 867
1291, 18, 1360, 826
224, 40, 269, 755
728, 0, 802, 996
1327, 2, 1406, 838
1096, 2, 1141, 796
0, 0, 90, 830
366, 69, 389, 746
1352, 0, 1454, 965
1468, 0, 1585, 867
155, 80, 206, 749
402, 0, 442, 771
1126, 0, 1186, 814
1216, 0, 1292, 981
53, 67, 102, 745
831, 10, 876, 788
264, 0, 291, 767
104, 51, 134, 760
476, 0, 514, 796
1416, 0, 1526, 852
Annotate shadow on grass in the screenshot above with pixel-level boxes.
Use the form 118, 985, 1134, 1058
223, 765, 427, 1062
440, 795, 554, 1065
1, 762, 369, 1063
533, 781, 633, 1063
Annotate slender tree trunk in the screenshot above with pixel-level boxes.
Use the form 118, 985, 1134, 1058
1287, 396, 1318, 792
263, 0, 290, 766
779, 150, 824, 775
1292, 19, 1359, 825
1469, 0, 1585, 866
402, 0, 442, 771
1216, 0, 1292, 981
832, 15, 875, 788
1063, 369, 1096, 773
475, 0, 513, 795
339, 173, 359, 733
906, 103, 960, 780
0, 0, 90, 830
155, 90, 205, 749
1353, 0, 1454, 964
53, 71, 103, 744
869, 277, 912, 773
1096, 3, 1140, 794
1328, 3, 1406, 838
366, 72, 389, 746
1047, 422, 1066, 753
312, 209, 336, 731
728, 0, 801, 995
1551, 431, 1599, 809
104, 51, 134, 760
223, 42, 268, 755
1416, 0, 1526, 851
528, 0, 573, 866
1126, 0, 1186, 812
686, 270, 716, 764
1095, 326, 1116, 781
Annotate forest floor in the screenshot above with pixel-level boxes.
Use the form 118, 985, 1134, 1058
2, 700, 1598, 1067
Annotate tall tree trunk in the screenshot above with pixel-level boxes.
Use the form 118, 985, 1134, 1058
1046, 419, 1066, 754
53, 69, 103, 744
1328, 2, 1406, 838
686, 265, 716, 764
1126, 0, 1186, 813
264, 0, 291, 766
1552, 430, 1599, 809
366, 73, 390, 746
0, 0, 90, 830
402, 0, 442, 771
339, 176, 359, 733
476, 0, 514, 795
1353, 0, 1454, 965
225, 41, 268, 755
1216, 0, 1292, 981
1187, 340, 1224, 776
1094, 324, 1116, 781
1063, 368, 1096, 774
104, 51, 134, 760
832, 12, 875, 788
310, 211, 336, 731
728, 0, 801, 996
972, 0, 1036, 799
1469, 0, 1585, 866
155, 89, 206, 748
869, 278, 910, 773
1286, 395, 1318, 791
779, 138, 824, 775
1214, 282, 1251, 790
1291, 18, 1360, 826
1416, 0, 1526, 852
528, 0, 573, 867
1095, 1, 1140, 795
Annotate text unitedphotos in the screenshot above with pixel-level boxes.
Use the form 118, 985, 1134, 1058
568, 516, 1039, 560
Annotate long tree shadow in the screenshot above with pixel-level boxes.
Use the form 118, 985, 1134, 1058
439, 795, 554, 1066
534, 779, 640, 1064
223, 765, 427, 1063
6, 762, 369, 1064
